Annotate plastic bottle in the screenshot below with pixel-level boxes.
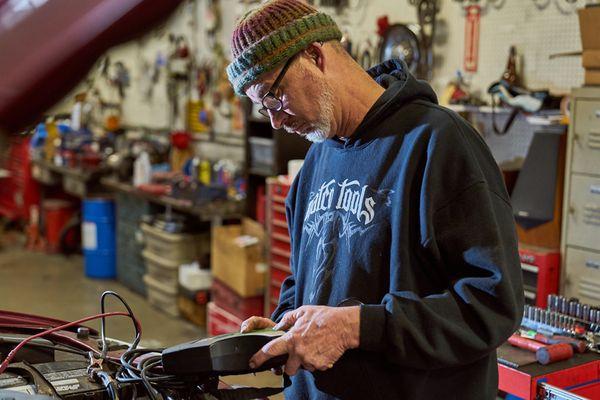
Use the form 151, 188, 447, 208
133, 151, 151, 187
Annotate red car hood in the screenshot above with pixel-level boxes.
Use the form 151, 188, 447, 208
0, 309, 98, 335
0, 0, 183, 134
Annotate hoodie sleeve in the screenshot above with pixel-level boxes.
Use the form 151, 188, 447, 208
358, 182, 524, 369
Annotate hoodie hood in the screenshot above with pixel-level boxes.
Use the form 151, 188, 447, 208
326, 59, 438, 149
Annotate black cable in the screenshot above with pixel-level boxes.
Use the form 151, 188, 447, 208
95, 292, 204, 398
100, 291, 141, 359
140, 356, 164, 400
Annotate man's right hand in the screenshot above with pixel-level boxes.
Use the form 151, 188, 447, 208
240, 316, 276, 333
240, 316, 283, 375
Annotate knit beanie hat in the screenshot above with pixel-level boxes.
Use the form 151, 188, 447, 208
226, 0, 342, 96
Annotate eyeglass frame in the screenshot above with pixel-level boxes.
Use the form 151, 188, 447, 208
257, 54, 297, 118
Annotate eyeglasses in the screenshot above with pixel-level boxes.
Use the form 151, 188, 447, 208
258, 55, 297, 118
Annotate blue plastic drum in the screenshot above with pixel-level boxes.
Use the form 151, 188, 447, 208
82, 198, 116, 279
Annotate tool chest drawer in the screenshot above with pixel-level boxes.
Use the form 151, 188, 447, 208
572, 99, 600, 175
564, 246, 600, 305
518, 246, 560, 309
270, 182, 290, 199
267, 178, 292, 317
565, 174, 600, 249
270, 267, 290, 287
572, 99, 600, 173
207, 302, 243, 336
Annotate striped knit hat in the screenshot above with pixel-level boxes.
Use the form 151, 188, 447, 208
226, 0, 342, 96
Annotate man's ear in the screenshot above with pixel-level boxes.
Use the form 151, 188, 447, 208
304, 42, 325, 73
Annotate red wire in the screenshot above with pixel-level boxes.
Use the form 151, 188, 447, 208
0, 311, 142, 374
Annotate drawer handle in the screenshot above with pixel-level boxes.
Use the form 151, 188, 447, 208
583, 218, 600, 226
589, 142, 600, 150
595, 110, 600, 118
584, 204, 600, 212
591, 185, 600, 195
586, 260, 600, 270
584, 213, 600, 221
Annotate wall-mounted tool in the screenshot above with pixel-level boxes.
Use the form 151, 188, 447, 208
377, 16, 421, 76
409, 0, 439, 80
377, 1, 440, 79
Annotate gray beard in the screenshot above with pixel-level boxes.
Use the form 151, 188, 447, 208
284, 84, 334, 143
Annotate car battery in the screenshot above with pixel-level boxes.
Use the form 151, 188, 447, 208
519, 245, 560, 308
211, 279, 263, 321
0, 360, 137, 399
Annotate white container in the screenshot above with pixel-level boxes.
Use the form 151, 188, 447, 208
143, 274, 179, 317
133, 151, 151, 187
179, 262, 213, 291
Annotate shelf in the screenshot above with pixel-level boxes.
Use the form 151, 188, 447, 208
101, 177, 245, 222
31, 158, 102, 180
447, 104, 513, 114
447, 104, 565, 127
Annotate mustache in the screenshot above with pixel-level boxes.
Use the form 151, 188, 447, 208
283, 122, 307, 133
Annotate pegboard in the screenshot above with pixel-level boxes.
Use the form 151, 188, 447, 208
458, 108, 567, 169
305, 0, 588, 95
48, 0, 591, 129
469, 111, 536, 167
461, 0, 585, 95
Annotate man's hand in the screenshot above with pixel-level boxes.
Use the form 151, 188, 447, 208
248, 305, 360, 376
240, 316, 276, 333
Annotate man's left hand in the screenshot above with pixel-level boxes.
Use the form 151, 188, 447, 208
249, 305, 360, 375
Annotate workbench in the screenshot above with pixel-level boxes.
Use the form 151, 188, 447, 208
498, 342, 600, 399
100, 177, 245, 223
31, 158, 106, 198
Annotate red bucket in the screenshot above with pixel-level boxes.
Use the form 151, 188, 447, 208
43, 199, 75, 252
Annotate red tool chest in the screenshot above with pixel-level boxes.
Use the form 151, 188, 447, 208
498, 347, 600, 399
207, 302, 243, 337
0, 135, 39, 221
518, 245, 560, 309
211, 278, 264, 321
266, 177, 292, 316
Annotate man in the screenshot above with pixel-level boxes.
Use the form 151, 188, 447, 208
226, 1, 524, 399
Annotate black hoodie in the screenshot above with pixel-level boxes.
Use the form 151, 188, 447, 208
272, 59, 524, 399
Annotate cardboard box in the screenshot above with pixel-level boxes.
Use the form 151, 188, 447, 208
585, 69, 600, 86
583, 50, 600, 69
211, 218, 266, 297
579, 6, 600, 50
178, 295, 207, 327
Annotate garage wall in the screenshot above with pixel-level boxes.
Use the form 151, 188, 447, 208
51, 0, 586, 130
313, 0, 584, 96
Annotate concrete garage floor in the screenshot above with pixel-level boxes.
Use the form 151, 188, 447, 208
0, 236, 283, 398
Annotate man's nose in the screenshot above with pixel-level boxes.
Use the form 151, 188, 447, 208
268, 109, 287, 130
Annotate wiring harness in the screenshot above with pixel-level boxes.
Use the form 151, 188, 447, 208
0, 291, 213, 400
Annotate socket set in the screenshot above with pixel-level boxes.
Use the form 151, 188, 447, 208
522, 294, 600, 337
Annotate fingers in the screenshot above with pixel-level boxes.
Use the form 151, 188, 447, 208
284, 354, 303, 375
273, 308, 305, 331
249, 335, 289, 369
240, 316, 275, 333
